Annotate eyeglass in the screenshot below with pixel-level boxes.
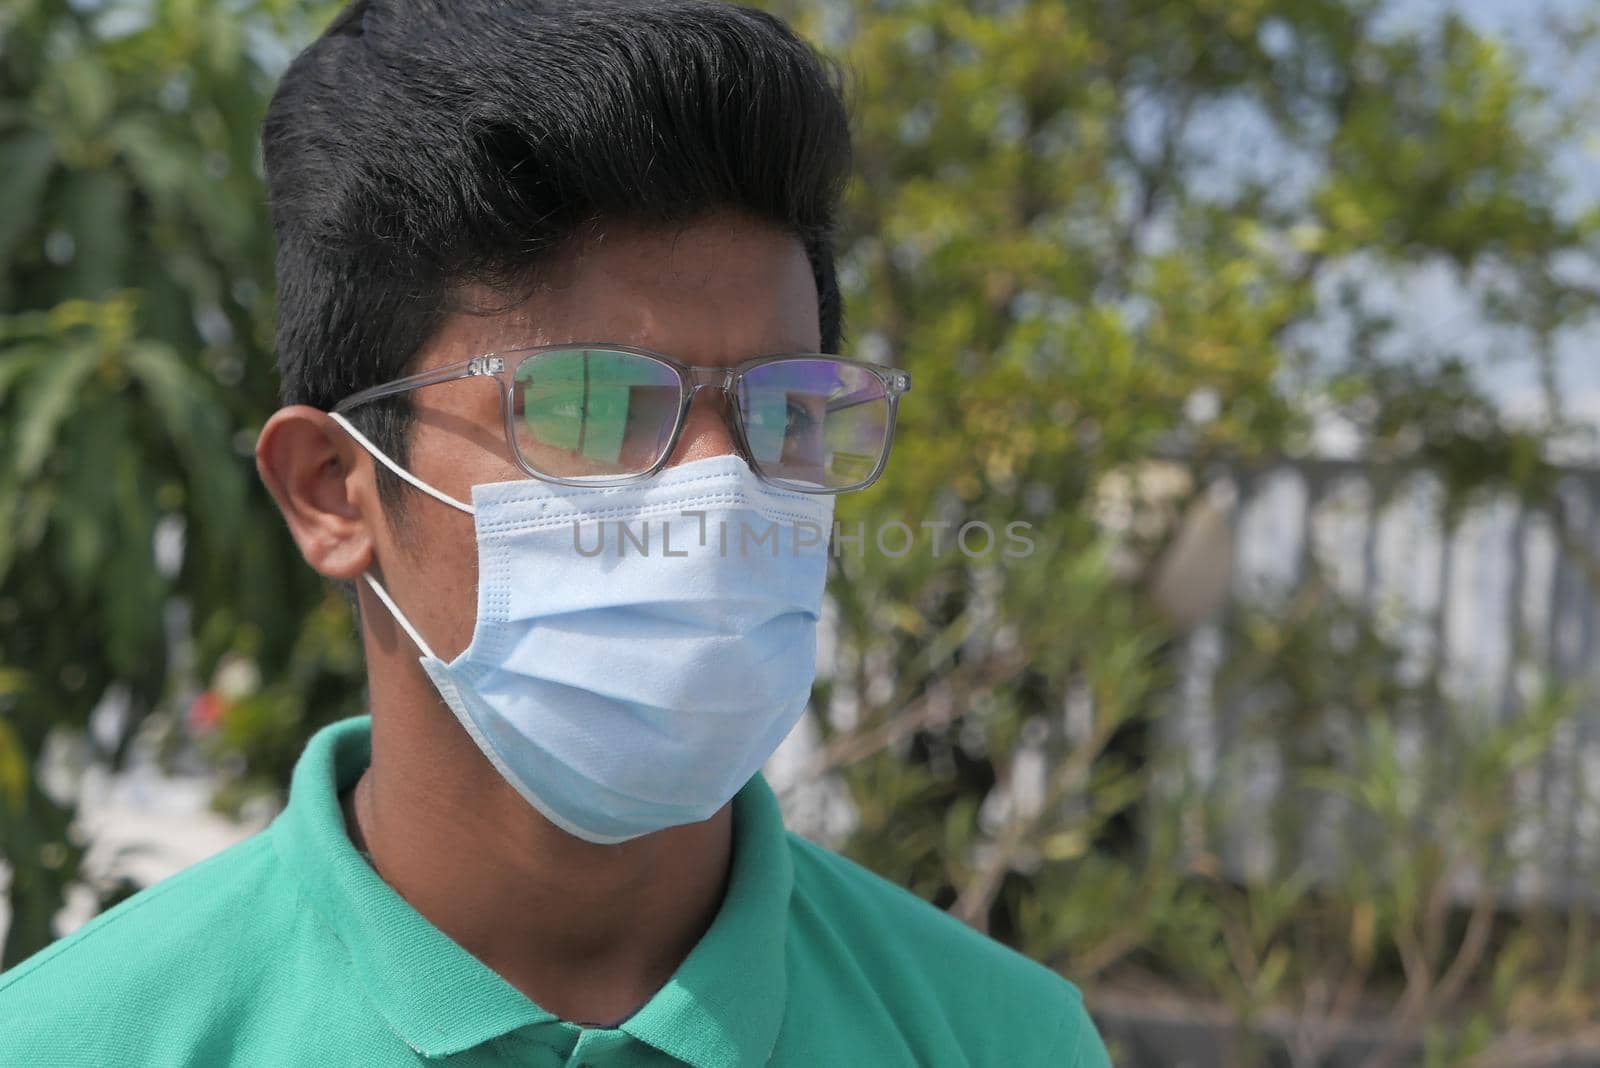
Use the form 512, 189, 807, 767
332, 345, 912, 494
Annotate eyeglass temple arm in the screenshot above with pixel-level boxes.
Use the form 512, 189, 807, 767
331, 355, 505, 413
826, 380, 911, 414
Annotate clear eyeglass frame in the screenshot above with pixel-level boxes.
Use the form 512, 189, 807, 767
330, 344, 913, 494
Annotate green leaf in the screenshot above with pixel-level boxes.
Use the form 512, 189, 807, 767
0, 716, 27, 813
107, 115, 194, 213
10, 340, 100, 482
49, 394, 129, 596
57, 170, 131, 298
124, 341, 245, 550
0, 128, 56, 268
102, 449, 164, 677
0, 342, 46, 407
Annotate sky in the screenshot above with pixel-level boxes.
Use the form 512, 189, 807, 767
1394, 0, 1600, 426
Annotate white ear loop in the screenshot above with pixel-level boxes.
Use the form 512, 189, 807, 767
326, 410, 469, 662
360, 573, 440, 662
326, 411, 475, 515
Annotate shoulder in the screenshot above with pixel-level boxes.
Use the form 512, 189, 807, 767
785, 830, 1070, 999
0, 831, 294, 1057
784, 832, 1110, 1066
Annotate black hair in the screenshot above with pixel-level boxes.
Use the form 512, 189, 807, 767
262, 0, 852, 508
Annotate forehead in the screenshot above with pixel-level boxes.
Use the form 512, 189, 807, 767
417, 213, 821, 371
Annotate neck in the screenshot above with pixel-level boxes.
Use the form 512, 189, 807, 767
347, 619, 734, 1026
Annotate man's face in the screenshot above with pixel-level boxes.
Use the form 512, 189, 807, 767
364, 212, 823, 663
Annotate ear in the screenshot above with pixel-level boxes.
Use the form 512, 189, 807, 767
256, 406, 377, 581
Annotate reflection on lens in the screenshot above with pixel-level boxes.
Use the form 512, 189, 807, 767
740, 359, 889, 490
513, 350, 680, 477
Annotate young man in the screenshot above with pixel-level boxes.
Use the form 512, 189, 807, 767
0, 2, 1111, 1064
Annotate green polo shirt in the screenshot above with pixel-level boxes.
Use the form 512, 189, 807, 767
0, 717, 1110, 1066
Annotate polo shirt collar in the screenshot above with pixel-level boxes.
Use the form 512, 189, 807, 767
270, 716, 792, 1067
621, 756, 792, 1068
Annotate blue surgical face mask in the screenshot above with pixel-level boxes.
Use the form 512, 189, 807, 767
329, 413, 834, 844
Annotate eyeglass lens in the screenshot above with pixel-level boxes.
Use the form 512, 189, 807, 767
510, 349, 892, 490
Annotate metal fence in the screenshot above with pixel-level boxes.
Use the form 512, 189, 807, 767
1163, 457, 1600, 907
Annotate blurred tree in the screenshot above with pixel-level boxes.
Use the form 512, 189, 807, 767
761, 0, 1600, 1061
0, 0, 352, 966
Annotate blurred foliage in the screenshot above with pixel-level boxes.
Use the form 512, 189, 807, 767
0, 0, 354, 965
4, 0, 1600, 1062
770, 0, 1600, 1063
